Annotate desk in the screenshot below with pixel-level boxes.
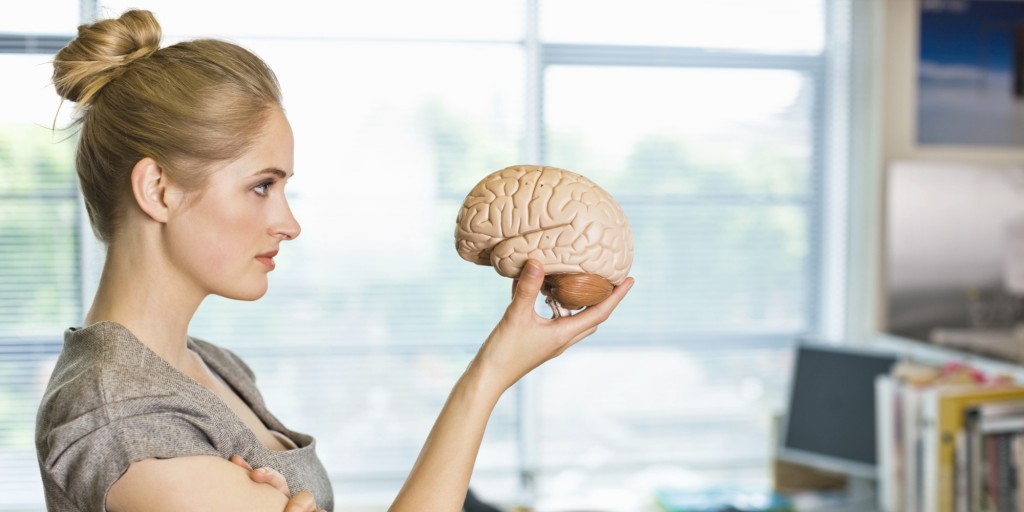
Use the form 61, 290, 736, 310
788, 487, 879, 512
476, 462, 880, 512
773, 460, 879, 511
649, 487, 878, 512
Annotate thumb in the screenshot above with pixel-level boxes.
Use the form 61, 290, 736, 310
510, 260, 544, 313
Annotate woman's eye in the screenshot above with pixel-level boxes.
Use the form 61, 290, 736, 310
253, 181, 273, 197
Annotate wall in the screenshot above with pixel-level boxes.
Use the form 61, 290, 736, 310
862, 0, 1024, 377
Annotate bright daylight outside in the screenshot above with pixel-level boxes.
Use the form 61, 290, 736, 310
0, 0, 831, 511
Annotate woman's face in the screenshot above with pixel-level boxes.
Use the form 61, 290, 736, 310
165, 107, 301, 301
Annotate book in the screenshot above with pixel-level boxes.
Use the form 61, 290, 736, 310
921, 386, 941, 512
1013, 434, 1024, 511
872, 360, 1024, 512
888, 363, 947, 512
902, 382, 923, 512
964, 400, 1024, 511
987, 433, 1014, 512
965, 405, 985, 512
954, 428, 967, 512
925, 385, 1024, 512
875, 374, 900, 512
986, 434, 999, 511
976, 401, 1024, 434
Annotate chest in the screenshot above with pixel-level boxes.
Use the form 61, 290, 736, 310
190, 364, 293, 452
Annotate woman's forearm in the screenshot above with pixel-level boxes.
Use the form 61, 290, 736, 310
388, 260, 632, 512
388, 360, 504, 512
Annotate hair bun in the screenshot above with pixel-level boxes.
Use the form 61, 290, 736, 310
53, 9, 162, 106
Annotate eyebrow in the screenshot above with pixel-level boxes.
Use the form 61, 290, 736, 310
252, 167, 294, 179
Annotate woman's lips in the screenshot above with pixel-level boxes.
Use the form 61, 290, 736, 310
256, 250, 278, 270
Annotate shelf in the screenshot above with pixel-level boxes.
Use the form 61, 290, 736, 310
871, 332, 1024, 381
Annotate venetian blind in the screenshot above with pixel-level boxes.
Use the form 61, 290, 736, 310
0, 36, 78, 508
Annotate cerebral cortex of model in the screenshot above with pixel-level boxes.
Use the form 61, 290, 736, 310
455, 165, 634, 310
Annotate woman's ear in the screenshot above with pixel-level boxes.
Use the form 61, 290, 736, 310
130, 157, 171, 223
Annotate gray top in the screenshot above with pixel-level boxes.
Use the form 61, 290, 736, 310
35, 321, 334, 511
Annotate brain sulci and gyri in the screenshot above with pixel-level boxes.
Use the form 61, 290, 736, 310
455, 164, 634, 317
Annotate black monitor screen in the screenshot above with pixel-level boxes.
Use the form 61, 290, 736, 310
780, 343, 897, 478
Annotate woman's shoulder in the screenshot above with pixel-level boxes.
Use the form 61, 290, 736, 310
45, 322, 184, 406
37, 325, 245, 511
41, 323, 258, 416
43, 323, 159, 409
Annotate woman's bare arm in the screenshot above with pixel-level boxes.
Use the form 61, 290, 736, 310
389, 259, 633, 511
107, 260, 629, 512
107, 456, 320, 512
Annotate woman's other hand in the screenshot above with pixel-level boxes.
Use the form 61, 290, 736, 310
230, 455, 324, 512
283, 491, 322, 512
473, 259, 633, 392
230, 455, 289, 495
108, 455, 319, 512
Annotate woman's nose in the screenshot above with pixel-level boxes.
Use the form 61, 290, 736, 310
273, 200, 301, 241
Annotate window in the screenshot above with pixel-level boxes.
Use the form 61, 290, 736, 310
0, 0, 847, 509
0, 51, 79, 510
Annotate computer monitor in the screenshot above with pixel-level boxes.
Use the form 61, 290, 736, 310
777, 342, 898, 479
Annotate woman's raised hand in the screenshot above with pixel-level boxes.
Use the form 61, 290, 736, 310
473, 259, 634, 393
386, 259, 630, 511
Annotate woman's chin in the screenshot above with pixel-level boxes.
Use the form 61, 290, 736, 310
216, 282, 269, 301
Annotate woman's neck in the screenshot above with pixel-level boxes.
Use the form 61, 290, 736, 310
85, 236, 205, 370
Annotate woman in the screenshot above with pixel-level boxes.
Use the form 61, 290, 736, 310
35, 9, 633, 512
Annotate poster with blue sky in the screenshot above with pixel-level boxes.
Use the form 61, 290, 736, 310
918, 0, 1024, 146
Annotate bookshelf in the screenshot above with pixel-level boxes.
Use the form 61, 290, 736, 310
873, 333, 1024, 384
872, 333, 1024, 512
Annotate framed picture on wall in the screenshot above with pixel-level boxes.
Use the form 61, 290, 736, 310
917, 0, 1024, 147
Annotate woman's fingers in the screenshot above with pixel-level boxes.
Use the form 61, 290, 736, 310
566, 277, 633, 327
231, 455, 322, 511
229, 454, 253, 471
284, 490, 322, 512
483, 265, 633, 390
230, 455, 289, 496
509, 260, 545, 315
250, 466, 290, 496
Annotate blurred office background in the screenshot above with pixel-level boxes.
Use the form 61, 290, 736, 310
0, 0, 873, 510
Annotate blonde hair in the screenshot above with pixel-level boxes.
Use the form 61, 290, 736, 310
52, 9, 282, 243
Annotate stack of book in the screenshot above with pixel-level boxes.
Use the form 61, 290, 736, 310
876, 361, 1024, 512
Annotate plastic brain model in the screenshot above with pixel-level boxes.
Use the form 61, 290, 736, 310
455, 165, 633, 314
